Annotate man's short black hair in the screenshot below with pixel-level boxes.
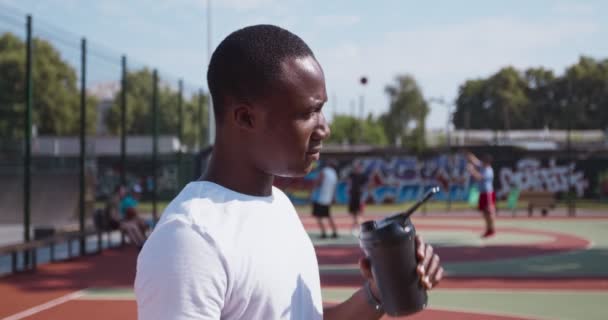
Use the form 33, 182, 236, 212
207, 24, 315, 122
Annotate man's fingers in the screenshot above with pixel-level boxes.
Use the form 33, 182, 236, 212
433, 267, 444, 287
415, 235, 425, 260
422, 266, 444, 289
426, 254, 441, 284
421, 243, 433, 270
359, 257, 372, 280
416, 264, 425, 277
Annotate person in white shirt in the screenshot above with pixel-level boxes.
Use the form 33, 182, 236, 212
311, 160, 339, 238
135, 24, 443, 320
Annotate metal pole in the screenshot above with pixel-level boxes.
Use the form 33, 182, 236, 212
199, 89, 204, 150
359, 95, 364, 119
24, 15, 33, 247
567, 103, 574, 216
464, 107, 470, 144
178, 79, 183, 152
207, 0, 215, 145
331, 92, 337, 117
446, 102, 452, 212
566, 82, 575, 216
177, 79, 183, 186
120, 55, 127, 186
152, 69, 159, 224
430, 97, 452, 211
79, 38, 87, 255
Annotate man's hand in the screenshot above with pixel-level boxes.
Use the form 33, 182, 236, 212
414, 235, 443, 289
467, 163, 482, 181
359, 235, 443, 297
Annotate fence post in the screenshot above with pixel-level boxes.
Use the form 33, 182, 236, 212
23, 15, 33, 268
79, 37, 87, 255
178, 79, 183, 153
177, 80, 183, 187
152, 69, 159, 224
120, 55, 127, 186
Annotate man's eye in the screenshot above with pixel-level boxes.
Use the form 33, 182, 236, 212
303, 107, 322, 119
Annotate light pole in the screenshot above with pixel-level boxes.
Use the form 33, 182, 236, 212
207, 0, 215, 146
359, 76, 368, 119
429, 97, 453, 211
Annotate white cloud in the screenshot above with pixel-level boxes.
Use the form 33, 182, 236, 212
552, 1, 595, 15
317, 16, 600, 128
219, 0, 276, 11
177, 0, 277, 11
314, 14, 360, 28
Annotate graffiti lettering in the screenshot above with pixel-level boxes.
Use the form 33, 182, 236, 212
498, 158, 588, 198
281, 155, 473, 205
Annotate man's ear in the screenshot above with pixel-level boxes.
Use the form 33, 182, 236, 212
232, 104, 256, 130
222, 96, 257, 130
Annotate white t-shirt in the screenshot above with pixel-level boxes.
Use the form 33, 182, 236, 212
135, 181, 323, 320
478, 166, 494, 193
315, 167, 337, 205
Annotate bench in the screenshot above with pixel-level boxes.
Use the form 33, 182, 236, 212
0, 227, 125, 275
518, 191, 556, 217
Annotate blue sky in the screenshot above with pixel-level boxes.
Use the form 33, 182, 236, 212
1, 0, 607, 129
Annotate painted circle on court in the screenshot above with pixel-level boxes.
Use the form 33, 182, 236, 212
315, 224, 590, 264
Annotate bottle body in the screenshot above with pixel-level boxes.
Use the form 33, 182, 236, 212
359, 218, 427, 316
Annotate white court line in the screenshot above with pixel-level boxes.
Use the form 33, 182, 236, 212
1, 290, 85, 320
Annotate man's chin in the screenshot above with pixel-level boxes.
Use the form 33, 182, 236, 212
273, 163, 314, 178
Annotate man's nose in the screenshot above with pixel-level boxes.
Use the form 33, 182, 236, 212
314, 112, 331, 140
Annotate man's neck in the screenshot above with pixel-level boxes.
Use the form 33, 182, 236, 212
201, 141, 274, 197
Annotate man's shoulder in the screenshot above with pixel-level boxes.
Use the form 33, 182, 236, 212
272, 186, 295, 206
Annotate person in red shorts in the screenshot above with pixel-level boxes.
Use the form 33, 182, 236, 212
466, 152, 496, 238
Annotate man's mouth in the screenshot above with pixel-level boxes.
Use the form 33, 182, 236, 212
306, 146, 322, 154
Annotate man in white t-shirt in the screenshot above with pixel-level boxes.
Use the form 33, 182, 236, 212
312, 160, 339, 238
135, 24, 443, 320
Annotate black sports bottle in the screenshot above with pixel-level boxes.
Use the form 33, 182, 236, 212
358, 186, 440, 316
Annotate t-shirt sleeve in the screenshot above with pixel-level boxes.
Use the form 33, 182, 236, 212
135, 218, 228, 320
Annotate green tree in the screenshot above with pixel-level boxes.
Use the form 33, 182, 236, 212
0, 32, 97, 138
454, 67, 529, 130
328, 114, 388, 146
487, 67, 530, 130
454, 56, 608, 130
555, 56, 608, 130
105, 69, 208, 149
381, 75, 429, 150
524, 67, 557, 128
453, 79, 486, 130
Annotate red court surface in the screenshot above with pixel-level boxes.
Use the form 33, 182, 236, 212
22, 300, 136, 320
1, 215, 607, 319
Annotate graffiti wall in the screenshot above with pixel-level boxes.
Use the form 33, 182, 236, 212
276, 154, 603, 205
275, 154, 474, 205
497, 158, 588, 198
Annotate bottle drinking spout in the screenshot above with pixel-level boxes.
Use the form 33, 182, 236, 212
376, 186, 441, 228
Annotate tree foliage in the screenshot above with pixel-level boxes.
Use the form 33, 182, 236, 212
454, 56, 608, 130
104, 69, 208, 149
0, 32, 97, 138
328, 114, 388, 146
381, 75, 429, 150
